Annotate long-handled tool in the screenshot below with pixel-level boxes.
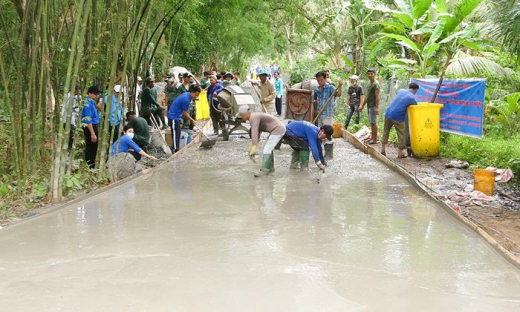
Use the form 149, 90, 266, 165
150, 114, 173, 156
193, 123, 216, 148
251, 84, 269, 113
312, 80, 343, 124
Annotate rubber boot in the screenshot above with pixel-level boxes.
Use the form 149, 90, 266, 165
299, 150, 310, 170
290, 150, 300, 169
254, 154, 272, 177
324, 142, 333, 161
270, 153, 275, 172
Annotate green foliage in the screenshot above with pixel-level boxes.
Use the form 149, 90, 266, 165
488, 92, 520, 137
288, 58, 321, 85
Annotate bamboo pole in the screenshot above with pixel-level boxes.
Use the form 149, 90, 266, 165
51, 0, 86, 200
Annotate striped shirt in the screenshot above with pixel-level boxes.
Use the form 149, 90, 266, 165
314, 84, 336, 118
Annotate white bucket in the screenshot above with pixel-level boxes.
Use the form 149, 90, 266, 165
150, 129, 164, 148
179, 131, 188, 148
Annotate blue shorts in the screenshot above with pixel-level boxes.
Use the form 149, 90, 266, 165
368, 107, 378, 124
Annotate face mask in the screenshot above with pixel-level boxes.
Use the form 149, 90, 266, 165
127, 133, 135, 139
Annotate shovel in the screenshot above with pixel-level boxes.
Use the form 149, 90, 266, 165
150, 115, 173, 156
193, 123, 216, 148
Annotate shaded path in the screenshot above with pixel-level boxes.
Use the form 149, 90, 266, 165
1, 139, 520, 311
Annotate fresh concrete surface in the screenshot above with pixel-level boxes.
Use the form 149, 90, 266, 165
1, 139, 520, 311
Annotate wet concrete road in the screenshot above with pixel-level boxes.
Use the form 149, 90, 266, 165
1, 139, 520, 311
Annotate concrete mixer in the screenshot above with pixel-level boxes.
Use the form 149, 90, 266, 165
216, 85, 257, 141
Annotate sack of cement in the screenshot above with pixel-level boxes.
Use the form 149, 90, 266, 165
354, 125, 370, 140
446, 160, 470, 169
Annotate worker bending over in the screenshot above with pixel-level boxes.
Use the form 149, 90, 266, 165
238, 105, 286, 177
111, 125, 157, 161
284, 121, 333, 172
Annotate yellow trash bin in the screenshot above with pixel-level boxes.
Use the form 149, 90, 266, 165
407, 103, 444, 158
195, 90, 210, 120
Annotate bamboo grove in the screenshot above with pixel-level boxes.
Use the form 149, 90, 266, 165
0, 0, 187, 200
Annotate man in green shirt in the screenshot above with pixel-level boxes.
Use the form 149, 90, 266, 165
140, 76, 166, 128
359, 69, 380, 144
200, 71, 211, 90
165, 77, 177, 109
233, 72, 241, 86
177, 73, 194, 94
125, 111, 150, 151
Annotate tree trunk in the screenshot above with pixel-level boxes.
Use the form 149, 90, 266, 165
430, 54, 453, 103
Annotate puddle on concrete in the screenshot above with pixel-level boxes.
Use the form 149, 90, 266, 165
1, 139, 520, 311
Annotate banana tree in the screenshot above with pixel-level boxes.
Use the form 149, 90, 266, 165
369, 0, 512, 102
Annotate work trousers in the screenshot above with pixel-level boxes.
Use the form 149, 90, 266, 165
209, 105, 223, 133
168, 118, 182, 153
382, 117, 406, 150
318, 117, 333, 127
63, 124, 75, 152
263, 133, 285, 155
284, 134, 309, 151
108, 124, 120, 144
344, 105, 360, 129
83, 124, 99, 169
129, 150, 141, 161
142, 106, 164, 127
275, 96, 283, 116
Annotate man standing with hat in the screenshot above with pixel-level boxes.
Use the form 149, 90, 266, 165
252, 69, 276, 115
140, 76, 166, 128
344, 75, 363, 130
104, 84, 123, 143
284, 121, 332, 172
237, 106, 286, 177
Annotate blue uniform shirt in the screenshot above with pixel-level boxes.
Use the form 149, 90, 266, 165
207, 82, 223, 109
111, 134, 142, 156
286, 121, 324, 163
385, 89, 417, 122
314, 84, 336, 118
167, 92, 192, 121
81, 97, 99, 125
104, 94, 123, 126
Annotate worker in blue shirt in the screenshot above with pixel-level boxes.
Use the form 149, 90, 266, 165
167, 86, 201, 153
104, 84, 123, 143
111, 125, 157, 161
284, 121, 333, 172
207, 75, 224, 135
81, 86, 101, 168
381, 82, 419, 158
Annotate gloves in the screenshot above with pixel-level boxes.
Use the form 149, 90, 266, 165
249, 145, 257, 159
316, 161, 326, 173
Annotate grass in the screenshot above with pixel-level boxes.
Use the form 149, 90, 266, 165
440, 133, 520, 182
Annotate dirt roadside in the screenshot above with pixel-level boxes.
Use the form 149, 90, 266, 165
363, 138, 520, 259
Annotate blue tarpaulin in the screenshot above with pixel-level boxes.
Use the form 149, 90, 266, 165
410, 78, 486, 138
